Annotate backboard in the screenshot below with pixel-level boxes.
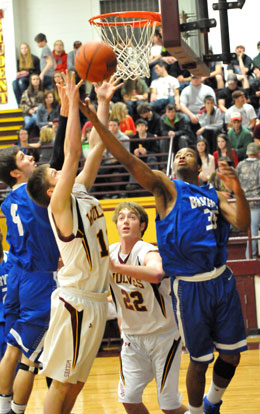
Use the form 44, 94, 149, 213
160, 0, 213, 76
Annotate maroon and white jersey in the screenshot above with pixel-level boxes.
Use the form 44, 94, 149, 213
109, 240, 177, 335
48, 183, 109, 294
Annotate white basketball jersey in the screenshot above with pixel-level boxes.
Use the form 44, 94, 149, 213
109, 240, 177, 335
48, 183, 109, 294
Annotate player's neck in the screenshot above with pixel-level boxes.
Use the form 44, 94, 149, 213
177, 172, 198, 185
120, 237, 140, 254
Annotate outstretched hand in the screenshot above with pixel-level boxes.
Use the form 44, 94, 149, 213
217, 161, 241, 195
63, 71, 84, 104
93, 74, 124, 103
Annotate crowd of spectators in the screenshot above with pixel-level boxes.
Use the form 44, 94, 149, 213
11, 32, 260, 198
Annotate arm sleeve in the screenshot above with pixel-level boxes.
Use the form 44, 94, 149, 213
50, 115, 67, 170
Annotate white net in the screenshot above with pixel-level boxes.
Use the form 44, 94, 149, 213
89, 12, 161, 80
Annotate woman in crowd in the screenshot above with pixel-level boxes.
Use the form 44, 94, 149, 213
121, 77, 149, 119
110, 102, 136, 137
52, 71, 63, 104
39, 127, 55, 164
213, 133, 238, 168
52, 39, 67, 72
12, 42, 40, 104
19, 73, 44, 130
36, 91, 60, 129
196, 137, 216, 184
17, 127, 40, 161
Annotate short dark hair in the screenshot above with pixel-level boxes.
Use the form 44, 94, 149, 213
27, 164, 51, 207
155, 59, 167, 69
232, 90, 244, 100
112, 201, 148, 236
34, 33, 47, 43
135, 118, 148, 127
166, 103, 176, 111
204, 95, 215, 103
0, 146, 20, 187
257, 41, 260, 48
109, 118, 120, 125
137, 102, 152, 115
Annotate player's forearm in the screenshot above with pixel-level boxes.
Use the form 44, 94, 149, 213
111, 262, 164, 283
233, 187, 250, 230
64, 102, 82, 158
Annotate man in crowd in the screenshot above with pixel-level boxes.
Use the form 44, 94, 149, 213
227, 112, 253, 160
237, 142, 260, 259
34, 33, 55, 90
225, 90, 257, 131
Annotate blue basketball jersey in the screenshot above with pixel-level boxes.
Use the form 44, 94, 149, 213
0, 252, 12, 323
1, 184, 59, 272
156, 179, 230, 277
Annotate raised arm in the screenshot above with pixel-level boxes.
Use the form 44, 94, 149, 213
50, 72, 83, 234
110, 250, 165, 283
81, 99, 177, 218
76, 76, 123, 190
217, 161, 250, 230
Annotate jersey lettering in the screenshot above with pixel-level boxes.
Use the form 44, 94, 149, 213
96, 229, 109, 258
112, 272, 145, 288
204, 208, 218, 230
121, 288, 147, 312
86, 205, 104, 226
11, 203, 24, 236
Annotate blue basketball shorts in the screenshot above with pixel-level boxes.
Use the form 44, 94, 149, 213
0, 323, 6, 360
171, 266, 247, 363
4, 265, 57, 362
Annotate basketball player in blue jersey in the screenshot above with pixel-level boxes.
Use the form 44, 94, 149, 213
0, 146, 60, 414
81, 102, 250, 414
27, 72, 123, 414
0, 229, 12, 361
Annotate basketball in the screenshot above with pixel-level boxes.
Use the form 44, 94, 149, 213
75, 41, 117, 82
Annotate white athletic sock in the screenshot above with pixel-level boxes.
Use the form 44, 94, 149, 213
11, 401, 27, 414
187, 402, 204, 413
0, 394, 12, 414
206, 380, 226, 404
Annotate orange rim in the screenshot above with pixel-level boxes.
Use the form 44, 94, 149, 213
89, 11, 161, 27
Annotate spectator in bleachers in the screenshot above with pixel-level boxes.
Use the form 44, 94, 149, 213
236, 142, 260, 259
121, 78, 148, 119
225, 90, 257, 130
150, 60, 180, 113
81, 121, 92, 159
131, 119, 159, 164
213, 133, 238, 168
227, 112, 253, 160
67, 40, 82, 72
39, 127, 55, 164
209, 156, 235, 199
12, 42, 40, 104
36, 91, 60, 130
197, 95, 224, 153
227, 45, 254, 81
253, 123, 260, 146
34, 33, 55, 90
218, 73, 249, 113
160, 103, 191, 160
196, 137, 215, 184
52, 71, 62, 104
137, 102, 162, 136
201, 49, 224, 91
20, 73, 44, 131
253, 41, 260, 70
52, 40, 67, 72
248, 67, 260, 113
110, 102, 136, 137
180, 76, 216, 135
17, 127, 40, 162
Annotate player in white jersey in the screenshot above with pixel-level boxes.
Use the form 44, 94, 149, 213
109, 201, 187, 414
27, 72, 123, 414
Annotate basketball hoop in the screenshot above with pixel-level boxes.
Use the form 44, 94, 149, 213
89, 11, 161, 80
